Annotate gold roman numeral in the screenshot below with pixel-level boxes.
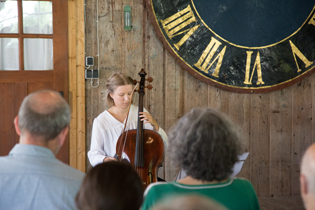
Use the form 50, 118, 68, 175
194, 37, 226, 77
160, 5, 200, 50
244, 51, 264, 85
308, 13, 315, 26
289, 40, 313, 72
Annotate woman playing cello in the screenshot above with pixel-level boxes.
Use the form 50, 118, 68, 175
88, 72, 168, 166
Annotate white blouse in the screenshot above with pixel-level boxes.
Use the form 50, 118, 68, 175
88, 105, 168, 166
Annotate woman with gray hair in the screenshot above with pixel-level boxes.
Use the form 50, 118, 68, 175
142, 108, 259, 210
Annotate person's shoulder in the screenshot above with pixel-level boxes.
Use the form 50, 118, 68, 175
44, 160, 86, 187
53, 159, 85, 181
231, 178, 259, 207
232, 177, 253, 184
0, 155, 13, 170
95, 110, 110, 121
144, 182, 173, 195
93, 110, 114, 127
231, 178, 257, 191
0, 155, 10, 161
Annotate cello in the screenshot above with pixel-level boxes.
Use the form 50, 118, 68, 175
115, 69, 165, 189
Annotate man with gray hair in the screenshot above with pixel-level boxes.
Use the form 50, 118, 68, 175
300, 143, 315, 210
0, 90, 85, 210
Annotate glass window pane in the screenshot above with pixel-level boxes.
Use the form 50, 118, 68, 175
23, 1, 52, 34
0, 1, 18, 33
0, 38, 19, 70
24, 38, 53, 70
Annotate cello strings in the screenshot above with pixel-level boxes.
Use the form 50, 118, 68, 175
117, 84, 138, 160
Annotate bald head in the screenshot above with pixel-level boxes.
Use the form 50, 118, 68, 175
301, 143, 315, 195
18, 90, 71, 142
27, 91, 64, 114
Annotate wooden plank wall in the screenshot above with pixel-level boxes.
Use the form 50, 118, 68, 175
68, 0, 86, 172
0, 83, 26, 156
84, 0, 315, 197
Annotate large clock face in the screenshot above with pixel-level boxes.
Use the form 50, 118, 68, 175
146, 0, 315, 93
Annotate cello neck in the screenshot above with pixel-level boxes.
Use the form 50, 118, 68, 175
135, 70, 146, 167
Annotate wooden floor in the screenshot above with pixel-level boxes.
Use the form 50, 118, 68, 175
259, 196, 304, 210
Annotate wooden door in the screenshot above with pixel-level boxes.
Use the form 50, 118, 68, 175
0, 0, 69, 163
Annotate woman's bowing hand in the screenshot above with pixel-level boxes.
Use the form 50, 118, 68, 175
103, 157, 118, 162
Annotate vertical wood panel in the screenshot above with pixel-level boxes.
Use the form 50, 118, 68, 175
85, 0, 101, 171
185, 71, 208, 112
164, 51, 179, 132
99, 0, 123, 75
0, 83, 16, 155
85, 0, 97, 59
68, 0, 86, 172
146, 20, 164, 127
53, 0, 69, 101
146, 10, 165, 179
270, 88, 292, 196
250, 94, 270, 196
0, 82, 26, 156
229, 93, 251, 180
68, 0, 77, 169
292, 78, 313, 195
208, 87, 230, 115
126, 0, 144, 119
76, 0, 86, 172
164, 51, 183, 181
123, 0, 143, 76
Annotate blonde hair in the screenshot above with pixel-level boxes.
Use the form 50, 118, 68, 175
105, 72, 134, 107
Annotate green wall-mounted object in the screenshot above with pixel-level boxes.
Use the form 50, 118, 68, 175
124, 5, 131, 30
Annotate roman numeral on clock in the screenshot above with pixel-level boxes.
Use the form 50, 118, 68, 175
160, 5, 200, 50
194, 37, 226, 78
244, 51, 264, 85
289, 40, 313, 72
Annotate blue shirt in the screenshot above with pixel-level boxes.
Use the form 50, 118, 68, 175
0, 144, 85, 210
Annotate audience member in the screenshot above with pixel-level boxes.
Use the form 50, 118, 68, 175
76, 161, 143, 210
142, 107, 260, 210
0, 90, 85, 210
300, 143, 315, 210
150, 194, 227, 210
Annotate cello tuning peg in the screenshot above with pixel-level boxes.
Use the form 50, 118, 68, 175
146, 84, 153, 90
146, 77, 153, 83
133, 79, 138, 85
